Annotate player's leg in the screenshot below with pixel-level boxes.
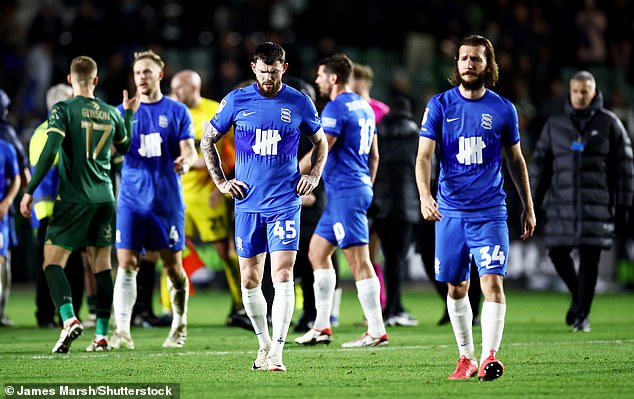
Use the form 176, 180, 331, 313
43, 244, 82, 353
238, 252, 270, 369
340, 243, 388, 347
294, 222, 337, 345
264, 206, 302, 371
43, 200, 97, 353
469, 219, 509, 381
234, 211, 272, 369
436, 216, 477, 379
0, 219, 12, 326
159, 248, 189, 348
267, 250, 296, 371
85, 245, 114, 351
112, 206, 145, 349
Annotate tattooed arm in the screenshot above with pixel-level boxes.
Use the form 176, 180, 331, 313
201, 123, 248, 199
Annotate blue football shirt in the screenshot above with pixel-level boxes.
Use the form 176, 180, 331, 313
117, 96, 194, 213
211, 83, 321, 212
420, 87, 520, 219
321, 91, 375, 193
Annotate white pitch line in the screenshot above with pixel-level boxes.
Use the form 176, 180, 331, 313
27, 339, 634, 360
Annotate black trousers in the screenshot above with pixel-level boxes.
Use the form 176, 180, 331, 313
548, 245, 602, 317
375, 218, 415, 317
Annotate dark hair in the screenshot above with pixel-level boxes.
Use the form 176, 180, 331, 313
317, 53, 353, 85
253, 42, 286, 65
448, 35, 499, 88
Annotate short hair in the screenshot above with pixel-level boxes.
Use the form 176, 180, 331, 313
318, 53, 354, 85
448, 34, 499, 88
571, 70, 596, 86
70, 56, 98, 85
352, 64, 374, 82
253, 42, 285, 65
133, 49, 165, 70
46, 84, 73, 110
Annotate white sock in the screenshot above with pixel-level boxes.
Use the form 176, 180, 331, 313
480, 301, 506, 363
241, 286, 271, 349
113, 269, 137, 334
313, 269, 336, 330
331, 287, 342, 321
447, 296, 475, 360
169, 271, 189, 329
269, 281, 295, 359
356, 277, 386, 337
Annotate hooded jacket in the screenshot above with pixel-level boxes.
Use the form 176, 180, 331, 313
530, 91, 634, 249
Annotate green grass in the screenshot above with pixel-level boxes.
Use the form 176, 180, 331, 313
1, 284, 633, 398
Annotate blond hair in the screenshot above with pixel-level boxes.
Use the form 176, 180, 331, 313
133, 49, 165, 70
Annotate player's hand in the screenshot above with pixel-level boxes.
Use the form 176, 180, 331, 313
218, 179, 249, 200
520, 207, 536, 240
122, 90, 141, 112
420, 195, 442, 221
301, 192, 317, 207
19, 193, 34, 219
173, 155, 190, 175
296, 174, 320, 196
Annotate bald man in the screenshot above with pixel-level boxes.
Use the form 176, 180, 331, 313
170, 70, 250, 329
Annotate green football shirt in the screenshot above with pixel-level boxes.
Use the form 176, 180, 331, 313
27, 95, 132, 204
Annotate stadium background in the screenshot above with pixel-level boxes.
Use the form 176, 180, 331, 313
1, 0, 633, 291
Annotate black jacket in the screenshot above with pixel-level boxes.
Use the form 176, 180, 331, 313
530, 91, 634, 249
373, 109, 420, 223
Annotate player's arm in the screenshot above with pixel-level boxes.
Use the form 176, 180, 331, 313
415, 136, 441, 221
298, 132, 337, 173
201, 123, 248, 199
0, 171, 20, 219
368, 133, 379, 184
296, 128, 328, 196
174, 138, 197, 175
114, 90, 140, 155
504, 142, 536, 240
20, 130, 64, 218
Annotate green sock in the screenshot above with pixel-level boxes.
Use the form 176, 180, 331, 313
94, 270, 114, 337
96, 318, 109, 336
44, 265, 75, 323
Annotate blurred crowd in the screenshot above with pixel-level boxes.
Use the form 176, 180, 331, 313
0, 0, 633, 285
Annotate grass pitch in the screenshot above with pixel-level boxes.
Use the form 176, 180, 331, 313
1, 284, 633, 398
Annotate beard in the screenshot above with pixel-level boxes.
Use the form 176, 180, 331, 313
459, 72, 486, 91
257, 80, 282, 97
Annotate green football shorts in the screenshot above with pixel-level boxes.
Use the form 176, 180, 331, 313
45, 200, 116, 250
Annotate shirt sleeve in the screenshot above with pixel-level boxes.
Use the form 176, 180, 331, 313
320, 101, 343, 138
210, 92, 235, 136
299, 93, 321, 136
419, 96, 442, 141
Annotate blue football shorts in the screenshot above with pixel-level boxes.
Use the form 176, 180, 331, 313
434, 216, 509, 284
116, 205, 185, 252
234, 204, 301, 258
313, 185, 373, 249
